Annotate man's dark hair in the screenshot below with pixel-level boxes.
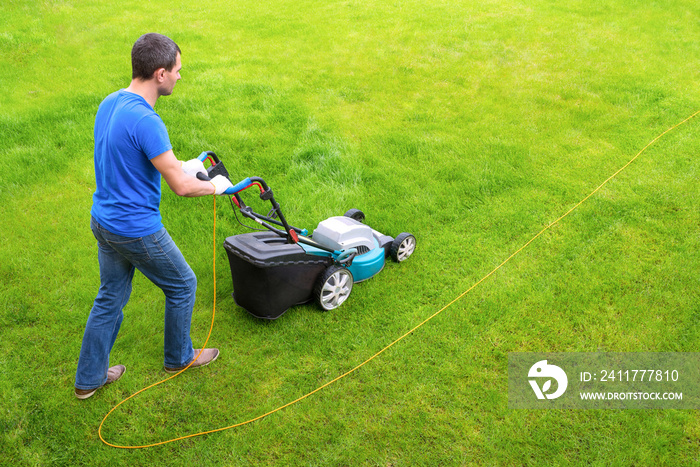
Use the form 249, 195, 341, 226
131, 33, 181, 80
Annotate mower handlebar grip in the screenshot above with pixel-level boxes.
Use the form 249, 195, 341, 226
223, 177, 252, 195
196, 170, 251, 195
197, 151, 220, 164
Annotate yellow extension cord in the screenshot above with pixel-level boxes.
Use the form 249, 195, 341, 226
99, 109, 700, 449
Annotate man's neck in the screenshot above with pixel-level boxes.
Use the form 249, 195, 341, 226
125, 79, 159, 108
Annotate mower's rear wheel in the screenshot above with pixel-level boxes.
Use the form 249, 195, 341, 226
314, 265, 354, 311
390, 233, 416, 262
343, 209, 365, 223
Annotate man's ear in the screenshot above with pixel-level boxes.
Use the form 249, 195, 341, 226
154, 68, 166, 83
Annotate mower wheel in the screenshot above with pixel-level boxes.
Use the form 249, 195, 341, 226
343, 209, 365, 223
390, 233, 416, 263
314, 265, 354, 311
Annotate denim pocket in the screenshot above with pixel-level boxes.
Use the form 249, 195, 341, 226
106, 237, 151, 264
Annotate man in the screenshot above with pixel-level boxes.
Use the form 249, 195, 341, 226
75, 33, 233, 399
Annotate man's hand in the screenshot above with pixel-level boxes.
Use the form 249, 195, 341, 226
181, 158, 207, 177
210, 175, 234, 195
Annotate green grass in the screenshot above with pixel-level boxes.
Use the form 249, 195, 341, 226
2, 0, 700, 464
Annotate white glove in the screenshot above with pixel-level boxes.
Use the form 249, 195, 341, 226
181, 159, 207, 177
210, 175, 234, 195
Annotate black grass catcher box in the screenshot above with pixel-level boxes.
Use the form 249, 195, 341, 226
224, 231, 333, 319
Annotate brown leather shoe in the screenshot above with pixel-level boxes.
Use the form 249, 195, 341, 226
164, 348, 219, 374
74, 364, 126, 400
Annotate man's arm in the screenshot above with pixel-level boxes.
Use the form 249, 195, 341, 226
151, 149, 216, 197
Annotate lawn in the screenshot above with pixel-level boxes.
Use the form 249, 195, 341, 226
1, 0, 699, 465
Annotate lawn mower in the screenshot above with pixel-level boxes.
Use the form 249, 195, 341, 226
195, 151, 417, 319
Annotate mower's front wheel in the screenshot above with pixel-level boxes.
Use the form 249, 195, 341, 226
314, 265, 354, 311
390, 233, 416, 262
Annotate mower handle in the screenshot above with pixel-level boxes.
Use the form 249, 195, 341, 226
225, 177, 253, 195
196, 171, 252, 196
195, 150, 297, 244
196, 150, 256, 195
197, 151, 219, 164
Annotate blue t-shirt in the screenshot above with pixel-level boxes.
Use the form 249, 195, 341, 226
91, 90, 172, 237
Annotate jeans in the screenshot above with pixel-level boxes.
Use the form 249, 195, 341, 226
75, 217, 196, 390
